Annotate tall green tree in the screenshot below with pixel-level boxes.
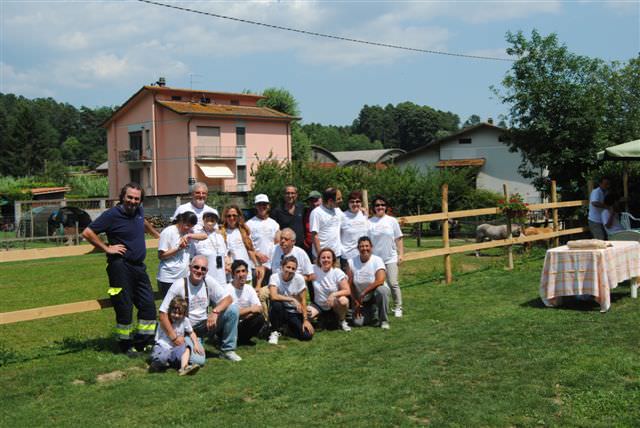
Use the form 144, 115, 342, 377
496, 30, 611, 198
257, 87, 310, 161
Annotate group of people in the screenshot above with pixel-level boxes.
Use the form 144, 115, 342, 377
83, 181, 405, 375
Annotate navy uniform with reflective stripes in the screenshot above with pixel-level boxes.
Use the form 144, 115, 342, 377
88, 204, 157, 352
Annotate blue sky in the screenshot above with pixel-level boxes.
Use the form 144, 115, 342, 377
1, 1, 638, 126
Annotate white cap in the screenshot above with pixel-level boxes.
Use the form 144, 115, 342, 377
254, 194, 270, 204
203, 207, 219, 219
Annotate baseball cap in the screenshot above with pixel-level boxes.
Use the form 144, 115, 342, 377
254, 194, 270, 204
307, 190, 322, 200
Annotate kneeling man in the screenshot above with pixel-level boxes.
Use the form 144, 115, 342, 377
228, 260, 266, 344
159, 255, 242, 362
348, 236, 391, 329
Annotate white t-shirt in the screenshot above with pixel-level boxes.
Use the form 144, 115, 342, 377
157, 225, 191, 283
155, 317, 193, 349
226, 283, 260, 309
340, 210, 369, 260
269, 272, 306, 312
193, 231, 228, 285
310, 205, 343, 257
588, 187, 607, 223
601, 209, 624, 236
246, 216, 279, 264
226, 227, 254, 274
348, 254, 386, 300
269, 245, 313, 277
159, 276, 230, 323
369, 215, 403, 264
172, 202, 217, 232
311, 266, 347, 310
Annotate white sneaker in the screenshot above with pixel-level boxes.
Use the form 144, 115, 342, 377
268, 331, 281, 345
340, 320, 352, 332
221, 350, 242, 362
393, 308, 403, 318
380, 321, 390, 330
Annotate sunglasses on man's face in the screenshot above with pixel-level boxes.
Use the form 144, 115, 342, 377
375, 203, 386, 207
191, 265, 208, 272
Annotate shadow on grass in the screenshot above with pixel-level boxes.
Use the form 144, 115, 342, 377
1, 336, 119, 367
521, 288, 631, 312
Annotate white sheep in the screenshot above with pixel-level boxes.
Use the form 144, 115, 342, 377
475, 223, 521, 257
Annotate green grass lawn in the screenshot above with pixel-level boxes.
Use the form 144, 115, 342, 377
1, 243, 640, 426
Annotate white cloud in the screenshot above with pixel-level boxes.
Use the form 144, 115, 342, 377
55, 32, 90, 51
0, 0, 563, 94
79, 53, 129, 80
377, 1, 562, 24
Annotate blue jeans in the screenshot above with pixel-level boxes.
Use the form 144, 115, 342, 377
192, 303, 239, 353
185, 336, 206, 366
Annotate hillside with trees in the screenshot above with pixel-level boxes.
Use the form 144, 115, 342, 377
0, 93, 114, 180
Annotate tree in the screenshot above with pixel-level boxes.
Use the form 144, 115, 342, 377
257, 87, 300, 116
257, 87, 309, 161
463, 114, 481, 128
495, 30, 611, 198
602, 56, 640, 145
62, 136, 83, 162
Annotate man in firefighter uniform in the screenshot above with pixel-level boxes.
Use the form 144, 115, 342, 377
83, 182, 160, 354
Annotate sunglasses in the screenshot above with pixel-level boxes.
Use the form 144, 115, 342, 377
375, 203, 386, 207
226, 214, 238, 218
349, 200, 361, 204
191, 265, 208, 272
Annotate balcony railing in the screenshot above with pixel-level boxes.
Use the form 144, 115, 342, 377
119, 150, 152, 163
194, 146, 239, 159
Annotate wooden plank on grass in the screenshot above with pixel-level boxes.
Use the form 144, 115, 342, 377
0, 299, 113, 324
0, 239, 159, 263
0, 290, 165, 325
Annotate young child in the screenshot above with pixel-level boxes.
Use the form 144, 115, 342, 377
150, 296, 202, 376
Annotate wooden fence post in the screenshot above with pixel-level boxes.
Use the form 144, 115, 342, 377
551, 180, 559, 247
442, 184, 452, 284
416, 206, 421, 248
362, 189, 369, 215
503, 184, 514, 270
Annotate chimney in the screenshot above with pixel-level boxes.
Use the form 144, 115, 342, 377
487, 117, 494, 124
157, 77, 166, 87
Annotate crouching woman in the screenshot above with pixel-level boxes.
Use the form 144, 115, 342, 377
267, 256, 314, 344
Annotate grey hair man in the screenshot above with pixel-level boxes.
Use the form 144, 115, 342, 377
172, 182, 218, 231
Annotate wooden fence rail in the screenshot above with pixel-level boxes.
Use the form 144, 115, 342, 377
1, 180, 590, 324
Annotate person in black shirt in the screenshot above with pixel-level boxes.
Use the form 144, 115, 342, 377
272, 185, 306, 249
82, 182, 160, 355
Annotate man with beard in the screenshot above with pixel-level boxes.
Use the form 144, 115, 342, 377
172, 182, 218, 232
82, 183, 161, 355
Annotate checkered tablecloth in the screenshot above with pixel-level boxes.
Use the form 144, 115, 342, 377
540, 241, 640, 311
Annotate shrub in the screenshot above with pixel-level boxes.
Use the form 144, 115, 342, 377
250, 160, 496, 216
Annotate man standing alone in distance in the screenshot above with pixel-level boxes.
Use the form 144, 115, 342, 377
588, 177, 610, 240
82, 182, 160, 355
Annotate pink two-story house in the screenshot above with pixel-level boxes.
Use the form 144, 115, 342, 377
102, 81, 296, 199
